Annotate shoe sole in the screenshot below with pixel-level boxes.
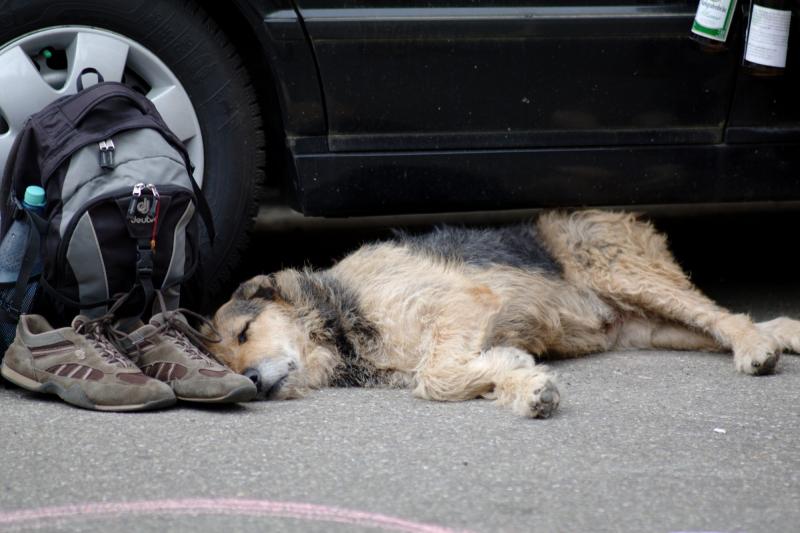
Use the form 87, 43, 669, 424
176, 383, 257, 404
1, 363, 175, 412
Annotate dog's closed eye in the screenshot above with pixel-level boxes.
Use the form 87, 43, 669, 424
238, 321, 252, 344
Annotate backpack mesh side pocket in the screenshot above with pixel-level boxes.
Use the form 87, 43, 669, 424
0, 281, 39, 356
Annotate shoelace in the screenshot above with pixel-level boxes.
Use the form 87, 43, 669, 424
151, 291, 223, 364
162, 327, 212, 362
74, 314, 135, 368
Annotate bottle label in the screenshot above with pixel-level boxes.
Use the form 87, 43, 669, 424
692, 0, 737, 42
745, 5, 792, 68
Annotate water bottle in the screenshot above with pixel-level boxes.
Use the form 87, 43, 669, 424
0, 186, 46, 283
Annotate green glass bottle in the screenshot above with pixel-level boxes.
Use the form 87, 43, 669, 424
692, 0, 739, 51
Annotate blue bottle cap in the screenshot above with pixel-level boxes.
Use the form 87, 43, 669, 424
23, 185, 46, 207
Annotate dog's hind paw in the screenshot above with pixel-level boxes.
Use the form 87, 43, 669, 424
757, 317, 800, 355
733, 338, 780, 376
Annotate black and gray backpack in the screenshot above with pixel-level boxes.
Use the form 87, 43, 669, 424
0, 68, 214, 323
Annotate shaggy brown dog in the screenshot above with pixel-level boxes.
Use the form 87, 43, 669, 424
207, 210, 800, 418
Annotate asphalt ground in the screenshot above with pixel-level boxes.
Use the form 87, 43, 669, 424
1, 208, 799, 533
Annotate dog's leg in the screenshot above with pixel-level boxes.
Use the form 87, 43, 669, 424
603, 278, 778, 374
414, 346, 559, 418
410, 281, 558, 418
538, 211, 779, 374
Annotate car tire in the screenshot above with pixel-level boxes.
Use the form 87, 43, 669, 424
0, 0, 265, 309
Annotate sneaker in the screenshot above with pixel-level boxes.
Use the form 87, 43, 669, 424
112, 310, 256, 404
1, 315, 175, 411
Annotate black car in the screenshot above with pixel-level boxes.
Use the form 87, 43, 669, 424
1, 0, 798, 295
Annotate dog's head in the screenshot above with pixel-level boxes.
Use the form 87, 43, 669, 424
206, 273, 335, 400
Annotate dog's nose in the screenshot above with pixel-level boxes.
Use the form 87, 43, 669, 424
243, 368, 262, 391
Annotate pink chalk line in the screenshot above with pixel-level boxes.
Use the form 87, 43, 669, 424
0, 498, 472, 533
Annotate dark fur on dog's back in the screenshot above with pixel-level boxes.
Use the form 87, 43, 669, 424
395, 223, 560, 274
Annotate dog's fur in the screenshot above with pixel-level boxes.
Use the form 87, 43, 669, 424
207, 210, 800, 418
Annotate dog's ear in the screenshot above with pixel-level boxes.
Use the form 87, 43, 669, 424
234, 275, 280, 301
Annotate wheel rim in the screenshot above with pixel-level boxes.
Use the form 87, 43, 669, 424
0, 26, 204, 185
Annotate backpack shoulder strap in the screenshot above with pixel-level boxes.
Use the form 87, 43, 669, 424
186, 174, 215, 244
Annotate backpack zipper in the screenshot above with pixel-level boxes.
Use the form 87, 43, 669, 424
146, 184, 161, 250
126, 182, 146, 220
146, 184, 160, 202
98, 138, 115, 170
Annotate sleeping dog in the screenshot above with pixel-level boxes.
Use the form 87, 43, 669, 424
206, 210, 800, 418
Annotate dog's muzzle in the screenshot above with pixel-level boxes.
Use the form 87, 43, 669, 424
243, 367, 288, 399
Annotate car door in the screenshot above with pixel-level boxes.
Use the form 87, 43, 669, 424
291, 0, 739, 153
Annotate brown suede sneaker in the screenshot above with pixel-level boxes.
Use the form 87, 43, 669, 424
1, 315, 175, 411
112, 310, 256, 404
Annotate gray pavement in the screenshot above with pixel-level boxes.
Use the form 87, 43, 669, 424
2, 305, 799, 532
2, 212, 800, 533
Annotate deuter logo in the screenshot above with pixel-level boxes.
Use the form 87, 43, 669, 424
130, 197, 155, 224
136, 197, 151, 215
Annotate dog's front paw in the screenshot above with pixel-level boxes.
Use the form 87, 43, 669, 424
505, 375, 560, 418
525, 380, 560, 418
734, 336, 780, 375
491, 364, 560, 418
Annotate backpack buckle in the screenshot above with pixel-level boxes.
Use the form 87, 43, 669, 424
136, 243, 154, 278
134, 240, 156, 314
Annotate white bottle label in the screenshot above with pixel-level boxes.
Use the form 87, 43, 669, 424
692, 0, 737, 42
745, 5, 792, 68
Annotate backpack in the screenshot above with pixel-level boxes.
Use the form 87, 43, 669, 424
0, 68, 214, 324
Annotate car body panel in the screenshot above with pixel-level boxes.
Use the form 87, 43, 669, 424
293, 1, 739, 153
292, 143, 800, 215
213, 2, 800, 214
